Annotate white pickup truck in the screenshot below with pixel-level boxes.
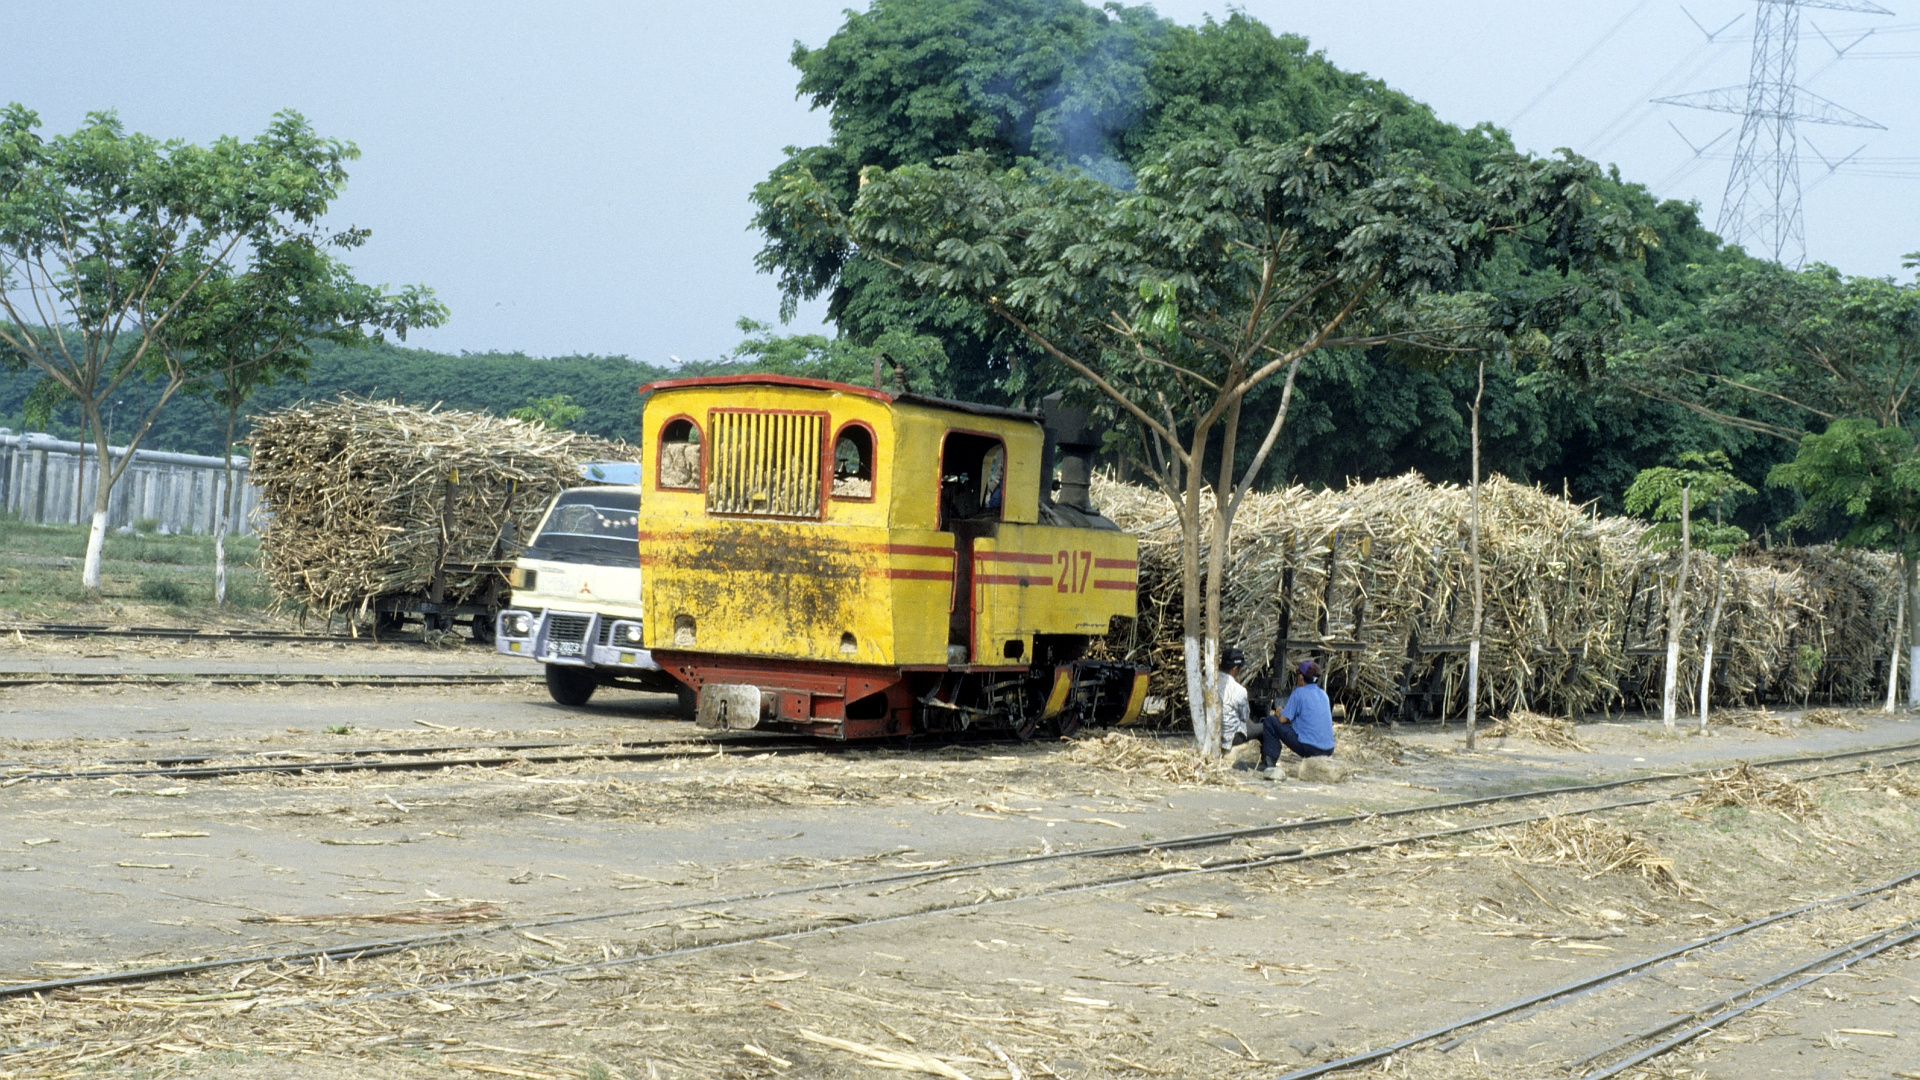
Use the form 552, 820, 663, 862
493, 484, 692, 712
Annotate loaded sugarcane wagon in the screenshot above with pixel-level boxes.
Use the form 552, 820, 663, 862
249, 398, 632, 639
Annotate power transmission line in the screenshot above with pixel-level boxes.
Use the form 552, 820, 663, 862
1506, 0, 1655, 128
1655, 0, 1893, 266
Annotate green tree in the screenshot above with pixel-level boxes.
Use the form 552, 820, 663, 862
1618, 258, 1920, 443
815, 109, 1643, 753
1625, 451, 1754, 728
724, 317, 950, 391
0, 105, 360, 591
509, 393, 587, 431
160, 234, 445, 603
1770, 418, 1920, 709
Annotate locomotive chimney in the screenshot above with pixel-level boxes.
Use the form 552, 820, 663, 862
1041, 392, 1098, 512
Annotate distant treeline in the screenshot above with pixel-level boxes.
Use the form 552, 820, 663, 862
0, 340, 680, 455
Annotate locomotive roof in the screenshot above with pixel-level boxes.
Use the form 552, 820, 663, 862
637, 374, 1043, 425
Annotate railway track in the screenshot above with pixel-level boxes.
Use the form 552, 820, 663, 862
0, 727, 1072, 783
0, 623, 415, 644
1277, 867, 1920, 1079
9, 735, 1920, 1011
0, 670, 537, 689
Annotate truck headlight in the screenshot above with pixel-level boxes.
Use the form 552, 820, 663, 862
623, 623, 642, 644
512, 613, 532, 636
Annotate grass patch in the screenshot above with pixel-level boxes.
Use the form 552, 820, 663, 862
0, 517, 271, 621
138, 578, 196, 606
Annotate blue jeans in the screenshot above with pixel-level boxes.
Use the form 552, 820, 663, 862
1261, 717, 1333, 765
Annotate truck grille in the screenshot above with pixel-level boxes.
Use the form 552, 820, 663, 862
547, 613, 593, 646
706, 409, 823, 518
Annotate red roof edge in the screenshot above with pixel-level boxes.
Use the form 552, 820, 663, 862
636, 373, 896, 403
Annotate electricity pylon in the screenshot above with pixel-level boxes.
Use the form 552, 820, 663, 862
1655, 0, 1889, 266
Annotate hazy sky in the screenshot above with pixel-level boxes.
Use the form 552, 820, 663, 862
9, 2, 1917, 365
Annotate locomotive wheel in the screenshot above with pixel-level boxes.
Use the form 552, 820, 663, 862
1012, 711, 1044, 741
545, 664, 598, 707
1055, 709, 1086, 739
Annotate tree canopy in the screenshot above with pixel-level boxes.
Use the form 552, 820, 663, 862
750, 0, 1783, 526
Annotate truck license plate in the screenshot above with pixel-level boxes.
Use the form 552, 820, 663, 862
550, 640, 584, 658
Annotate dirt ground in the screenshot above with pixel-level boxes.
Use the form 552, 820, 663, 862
6, 678, 1920, 1079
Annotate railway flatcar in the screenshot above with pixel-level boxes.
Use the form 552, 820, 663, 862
634, 375, 1147, 740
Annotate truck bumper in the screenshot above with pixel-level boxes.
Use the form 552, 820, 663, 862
495, 608, 663, 672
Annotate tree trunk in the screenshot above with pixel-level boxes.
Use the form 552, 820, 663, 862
1886, 554, 1905, 713
1698, 558, 1725, 731
1199, 395, 1244, 756
1907, 553, 1919, 708
81, 405, 112, 592
1181, 461, 1213, 755
1662, 486, 1692, 730
1466, 358, 1485, 751
214, 399, 238, 606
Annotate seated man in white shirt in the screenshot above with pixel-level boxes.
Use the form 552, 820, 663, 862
1218, 647, 1251, 752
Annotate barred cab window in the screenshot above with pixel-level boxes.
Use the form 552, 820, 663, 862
657, 418, 702, 490
707, 409, 825, 518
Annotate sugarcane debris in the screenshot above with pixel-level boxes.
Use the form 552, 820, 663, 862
1691, 762, 1818, 819
1488, 816, 1682, 890
1486, 710, 1589, 751
1063, 733, 1239, 787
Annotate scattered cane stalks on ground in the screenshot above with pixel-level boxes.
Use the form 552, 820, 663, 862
1691, 762, 1818, 820
1489, 816, 1684, 891
1064, 732, 1240, 786
1485, 710, 1589, 751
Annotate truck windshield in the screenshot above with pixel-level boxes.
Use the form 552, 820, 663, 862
526, 490, 640, 566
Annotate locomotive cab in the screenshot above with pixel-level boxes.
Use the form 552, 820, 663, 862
634, 375, 1146, 739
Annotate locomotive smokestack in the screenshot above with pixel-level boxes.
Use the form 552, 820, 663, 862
1041, 392, 1098, 513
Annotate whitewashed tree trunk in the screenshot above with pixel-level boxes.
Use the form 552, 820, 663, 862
82, 508, 108, 590
1466, 358, 1485, 750
213, 402, 238, 606
1699, 560, 1725, 731
1907, 555, 1919, 708
1887, 562, 1905, 713
1661, 486, 1691, 730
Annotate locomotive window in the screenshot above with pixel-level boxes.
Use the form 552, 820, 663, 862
657, 417, 702, 490
832, 424, 874, 500
939, 431, 1005, 528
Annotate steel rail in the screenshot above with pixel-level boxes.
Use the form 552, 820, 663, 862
15, 734, 1920, 1006
1577, 922, 1920, 1079
3, 726, 1106, 784
1269, 867, 1920, 1080
0, 623, 385, 644
304, 785, 1897, 1011
0, 672, 538, 688
12, 741, 1920, 1009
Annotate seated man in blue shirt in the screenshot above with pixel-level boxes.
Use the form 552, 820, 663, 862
1259, 660, 1336, 777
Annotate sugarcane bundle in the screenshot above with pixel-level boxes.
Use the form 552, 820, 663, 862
1090, 470, 1896, 724
250, 397, 633, 616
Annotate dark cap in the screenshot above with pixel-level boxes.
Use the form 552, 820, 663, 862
1298, 660, 1322, 682
1219, 647, 1246, 671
